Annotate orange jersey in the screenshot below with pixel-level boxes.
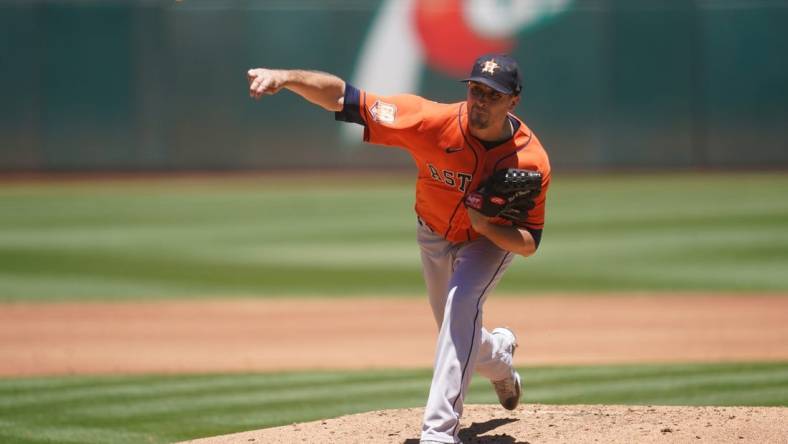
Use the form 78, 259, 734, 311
337, 86, 551, 244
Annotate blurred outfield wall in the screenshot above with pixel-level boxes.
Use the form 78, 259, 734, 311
1, 0, 787, 171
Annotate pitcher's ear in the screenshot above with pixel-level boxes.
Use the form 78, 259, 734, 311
509, 95, 520, 111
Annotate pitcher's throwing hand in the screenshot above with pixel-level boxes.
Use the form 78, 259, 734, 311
246, 68, 288, 100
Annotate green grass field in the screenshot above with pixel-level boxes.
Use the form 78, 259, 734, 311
0, 362, 786, 444
1, 172, 787, 300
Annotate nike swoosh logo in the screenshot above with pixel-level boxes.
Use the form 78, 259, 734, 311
445, 147, 463, 153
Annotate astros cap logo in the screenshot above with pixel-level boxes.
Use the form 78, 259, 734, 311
481, 59, 499, 75
461, 54, 522, 95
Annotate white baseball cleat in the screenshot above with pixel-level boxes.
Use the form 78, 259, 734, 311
490, 327, 522, 410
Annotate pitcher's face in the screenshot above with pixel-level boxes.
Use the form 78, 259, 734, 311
466, 82, 519, 130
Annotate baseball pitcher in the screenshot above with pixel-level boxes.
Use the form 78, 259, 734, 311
247, 53, 550, 444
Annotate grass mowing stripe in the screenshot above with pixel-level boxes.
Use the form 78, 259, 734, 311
520, 363, 788, 385
0, 246, 425, 298
526, 370, 788, 404
470, 362, 788, 406
69, 378, 431, 420
648, 385, 788, 407
0, 218, 413, 248
0, 371, 359, 395
0, 422, 158, 444
180, 390, 425, 432
514, 363, 719, 383
0, 371, 430, 409
0, 377, 114, 392
0, 369, 422, 393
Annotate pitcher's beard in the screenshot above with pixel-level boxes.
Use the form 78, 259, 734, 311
469, 108, 490, 130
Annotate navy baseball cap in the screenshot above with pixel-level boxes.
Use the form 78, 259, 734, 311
461, 53, 522, 95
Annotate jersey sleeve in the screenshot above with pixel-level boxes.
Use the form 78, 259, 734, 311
335, 83, 430, 148
334, 83, 365, 125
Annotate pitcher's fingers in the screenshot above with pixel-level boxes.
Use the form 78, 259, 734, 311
255, 76, 269, 90
253, 85, 266, 100
246, 69, 258, 83
256, 78, 274, 97
250, 77, 267, 98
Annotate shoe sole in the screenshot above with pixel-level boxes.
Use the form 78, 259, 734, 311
502, 371, 521, 410
491, 327, 521, 410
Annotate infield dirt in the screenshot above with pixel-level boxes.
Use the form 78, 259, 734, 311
1, 294, 787, 376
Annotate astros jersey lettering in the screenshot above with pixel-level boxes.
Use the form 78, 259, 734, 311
336, 85, 550, 243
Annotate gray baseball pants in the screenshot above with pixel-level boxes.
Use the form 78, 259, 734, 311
417, 220, 516, 444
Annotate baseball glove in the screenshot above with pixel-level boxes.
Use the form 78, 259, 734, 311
464, 168, 542, 224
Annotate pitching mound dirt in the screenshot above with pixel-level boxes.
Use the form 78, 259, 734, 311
180, 404, 787, 444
